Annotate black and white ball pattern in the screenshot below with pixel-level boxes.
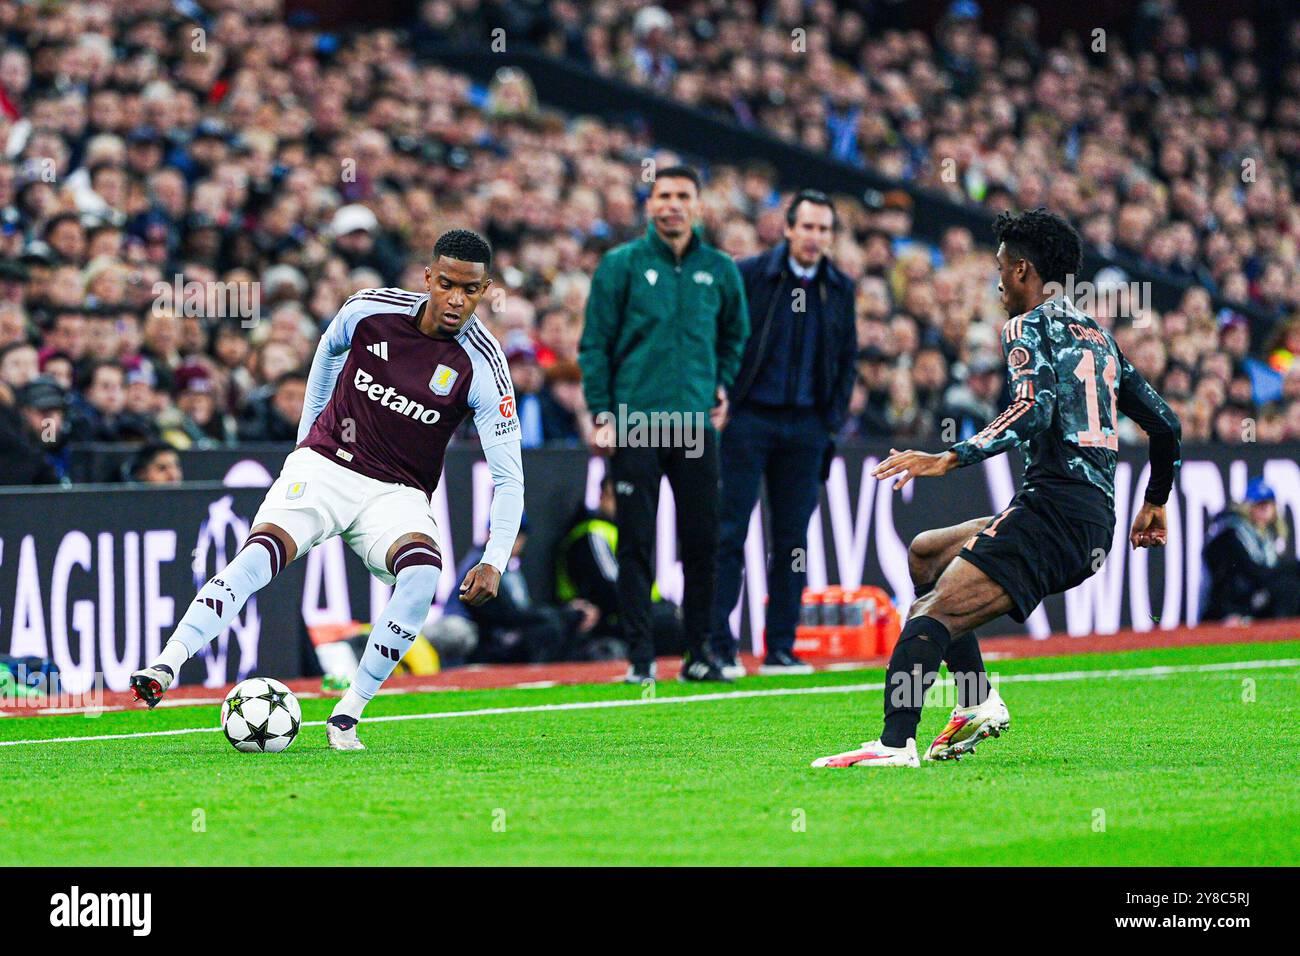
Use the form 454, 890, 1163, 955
221, 678, 302, 753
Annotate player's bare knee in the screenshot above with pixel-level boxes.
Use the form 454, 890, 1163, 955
907, 533, 939, 585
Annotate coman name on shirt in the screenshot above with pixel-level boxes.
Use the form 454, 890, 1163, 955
354, 368, 441, 424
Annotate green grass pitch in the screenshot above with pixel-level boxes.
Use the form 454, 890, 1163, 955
2, 640, 1298, 866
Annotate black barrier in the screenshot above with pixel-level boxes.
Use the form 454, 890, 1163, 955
9, 441, 1300, 685
0, 483, 307, 693
67, 442, 291, 485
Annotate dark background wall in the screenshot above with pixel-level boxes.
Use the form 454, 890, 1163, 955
4, 440, 1296, 687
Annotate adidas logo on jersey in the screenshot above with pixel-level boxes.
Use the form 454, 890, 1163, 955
366, 341, 389, 360
353, 368, 442, 424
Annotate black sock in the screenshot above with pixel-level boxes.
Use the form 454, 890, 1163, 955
881, 615, 952, 747
944, 631, 988, 708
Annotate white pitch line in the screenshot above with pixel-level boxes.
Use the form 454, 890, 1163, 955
1, 657, 1297, 749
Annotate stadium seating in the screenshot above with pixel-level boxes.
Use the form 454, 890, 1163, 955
1, 0, 1298, 491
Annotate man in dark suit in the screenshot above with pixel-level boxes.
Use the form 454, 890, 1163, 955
712, 190, 858, 675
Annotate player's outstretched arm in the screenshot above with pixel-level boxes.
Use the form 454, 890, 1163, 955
872, 448, 958, 490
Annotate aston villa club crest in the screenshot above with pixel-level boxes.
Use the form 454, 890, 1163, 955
429, 364, 459, 395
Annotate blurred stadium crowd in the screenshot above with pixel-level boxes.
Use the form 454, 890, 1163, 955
1, 0, 1300, 486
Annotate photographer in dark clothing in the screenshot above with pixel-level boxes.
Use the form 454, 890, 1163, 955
445, 516, 607, 664
1201, 479, 1300, 622
554, 476, 686, 659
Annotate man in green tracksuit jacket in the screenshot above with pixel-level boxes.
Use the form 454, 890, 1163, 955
579, 164, 749, 683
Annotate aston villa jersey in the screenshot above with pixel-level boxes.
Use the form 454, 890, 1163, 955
299, 288, 520, 496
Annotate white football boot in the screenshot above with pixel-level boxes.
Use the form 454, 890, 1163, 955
925, 687, 1010, 761
326, 715, 366, 751
623, 661, 657, 684
719, 655, 748, 680
128, 665, 175, 709
811, 738, 920, 768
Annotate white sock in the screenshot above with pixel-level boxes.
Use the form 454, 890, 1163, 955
153, 537, 280, 675
332, 563, 439, 721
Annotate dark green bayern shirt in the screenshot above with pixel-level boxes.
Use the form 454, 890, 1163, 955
951, 297, 1182, 528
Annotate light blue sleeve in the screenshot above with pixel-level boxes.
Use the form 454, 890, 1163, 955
296, 300, 367, 444
479, 437, 525, 572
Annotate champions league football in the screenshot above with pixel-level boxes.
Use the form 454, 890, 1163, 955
220, 678, 303, 754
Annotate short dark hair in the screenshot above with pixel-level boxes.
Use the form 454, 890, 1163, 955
41, 349, 74, 368
433, 229, 492, 269
992, 207, 1083, 288
274, 369, 308, 390
786, 188, 836, 227
128, 440, 178, 480
652, 164, 702, 193
43, 211, 81, 238
80, 358, 123, 390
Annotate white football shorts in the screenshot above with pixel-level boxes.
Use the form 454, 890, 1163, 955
251, 447, 439, 585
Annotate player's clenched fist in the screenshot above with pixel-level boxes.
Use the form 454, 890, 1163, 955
459, 563, 502, 606
1128, 501, 1168, 549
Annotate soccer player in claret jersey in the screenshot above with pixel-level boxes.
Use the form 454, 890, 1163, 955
813, 208, 1183, 768
130, 230, 524, 751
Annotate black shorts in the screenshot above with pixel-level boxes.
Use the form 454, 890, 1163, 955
958, 491, 1114, 623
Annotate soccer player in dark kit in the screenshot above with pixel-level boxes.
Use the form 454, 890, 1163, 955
813, 209, 1182, 768
129, 230, 524, 751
